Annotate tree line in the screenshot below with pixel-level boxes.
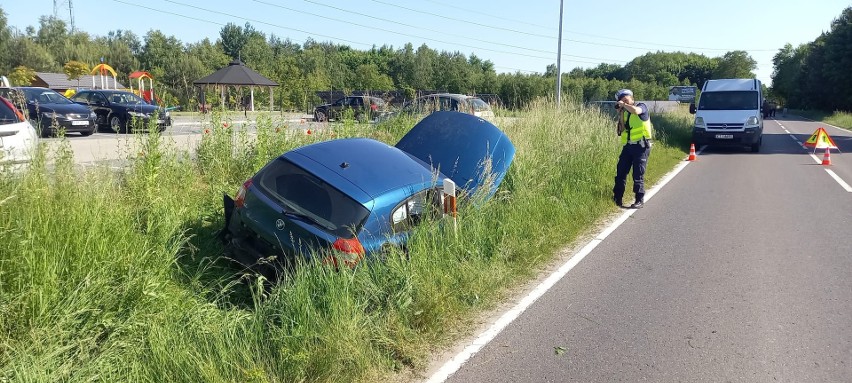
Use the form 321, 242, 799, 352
1, 6, 767, 112
771, 6, 852, 112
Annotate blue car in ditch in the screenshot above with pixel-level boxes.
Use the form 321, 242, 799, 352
221, 111, 515, 268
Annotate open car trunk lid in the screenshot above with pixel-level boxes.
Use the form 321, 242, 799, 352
395, 111, 515, 198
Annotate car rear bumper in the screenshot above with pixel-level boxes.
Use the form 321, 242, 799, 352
693, 128, 761, 146
221, 194, 291, 267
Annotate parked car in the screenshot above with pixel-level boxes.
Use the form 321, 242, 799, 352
0, 96, 38, 166
70, 89, 171, 133
397, 93, 495, 120
313, 96, 388, 122
0, 87, 96, 137
221, 111, 515, 269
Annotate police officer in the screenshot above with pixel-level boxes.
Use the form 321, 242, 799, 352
612, 89, 652, 209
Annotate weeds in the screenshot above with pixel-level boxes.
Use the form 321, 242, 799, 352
0, 102, 692, 382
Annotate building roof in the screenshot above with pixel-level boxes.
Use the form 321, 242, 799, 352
34, 72, 126, 90
193, 60, 278, 87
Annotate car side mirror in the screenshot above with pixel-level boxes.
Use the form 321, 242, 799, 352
689, 103, 696, 114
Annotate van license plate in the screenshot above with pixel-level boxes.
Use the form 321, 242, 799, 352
715, 134, 734, 139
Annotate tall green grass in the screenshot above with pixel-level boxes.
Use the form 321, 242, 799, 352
794, 110, 852, 130
0, 101, 692, 382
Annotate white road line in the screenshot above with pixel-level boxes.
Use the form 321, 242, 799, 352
826, 169, 852, 192
426, 155, 696, 383
774, 120, 852, 193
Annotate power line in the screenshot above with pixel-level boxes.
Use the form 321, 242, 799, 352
421, 0, 551, 30
154, 0, 373, 47
293, 0, 558, 56
252, 0, 626, 63
110, 0, 770, 75
368, 0, 776, 53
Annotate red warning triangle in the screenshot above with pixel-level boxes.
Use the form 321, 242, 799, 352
804, 127, 838, 149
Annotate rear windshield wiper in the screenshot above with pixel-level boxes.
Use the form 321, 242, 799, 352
282, 208, 338, 232
282, 209, 314, 222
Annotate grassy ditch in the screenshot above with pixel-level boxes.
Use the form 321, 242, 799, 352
792, 110, 852, 130
0, 102, 692, 382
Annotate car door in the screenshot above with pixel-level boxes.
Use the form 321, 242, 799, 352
70, 92, 95, 120
90, 92, 113, 124
329, 97, 347, 120
395, 111, 515, 199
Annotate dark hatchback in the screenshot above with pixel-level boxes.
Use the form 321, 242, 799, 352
313, 96, 388, 122
222, 111, 515, 269
71, 89, 171, 133
0, 87, 96, 137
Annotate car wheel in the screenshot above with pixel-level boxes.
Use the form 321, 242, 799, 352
315, 110, 327, 122
110, 115, 127, 134
32, 120, 52, 137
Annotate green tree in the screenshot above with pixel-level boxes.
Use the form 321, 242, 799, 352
63, 60, 89, 87
0, 7, 13, 74
712, 50, 757, 79
219, 23, 250, 60
9, 65, 36, 86
9, 37, 56, 71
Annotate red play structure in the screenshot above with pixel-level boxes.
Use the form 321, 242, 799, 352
129, 71, 158, 105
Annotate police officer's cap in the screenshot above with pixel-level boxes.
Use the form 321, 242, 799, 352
615, 89, 633, 100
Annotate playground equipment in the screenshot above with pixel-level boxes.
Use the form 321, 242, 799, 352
129, 71, 156, 105
91, 63, 118, 90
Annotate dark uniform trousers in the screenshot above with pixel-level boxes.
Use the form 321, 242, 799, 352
613, 141, 651, 203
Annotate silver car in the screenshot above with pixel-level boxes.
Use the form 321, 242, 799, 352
400, 93, 495, 120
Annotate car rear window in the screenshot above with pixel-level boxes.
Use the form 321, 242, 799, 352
255, 158, 370, 238
0, 97, 22, 125
469, 98, 491, 112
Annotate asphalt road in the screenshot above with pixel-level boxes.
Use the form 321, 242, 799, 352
437, 116, 852, 382
42, 113, 318, 165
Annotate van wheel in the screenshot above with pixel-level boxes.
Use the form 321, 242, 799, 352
750, 137, 762, 153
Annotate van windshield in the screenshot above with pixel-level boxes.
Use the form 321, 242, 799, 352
698, 91, 758, 111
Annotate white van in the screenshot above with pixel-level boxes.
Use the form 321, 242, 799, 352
689, 79, 763, 152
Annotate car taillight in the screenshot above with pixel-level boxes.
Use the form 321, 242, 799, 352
234, 179, 253, 208
0, 97, 24, 122
325, 237, 365, 268
370, 104, 378, 111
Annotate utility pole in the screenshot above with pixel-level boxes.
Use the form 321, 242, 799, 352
53, 0, 75, 32
555, 0, 564, 107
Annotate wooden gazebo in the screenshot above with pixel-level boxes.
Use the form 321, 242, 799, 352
193, 60, 278, 111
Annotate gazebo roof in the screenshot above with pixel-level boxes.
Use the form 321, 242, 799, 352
193, 60, 278, 87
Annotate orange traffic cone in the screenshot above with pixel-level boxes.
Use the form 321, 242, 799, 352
688, 143, 697, 161
822, 147, 831, 166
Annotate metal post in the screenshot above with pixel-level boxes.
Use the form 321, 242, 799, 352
555, 0, 564, 107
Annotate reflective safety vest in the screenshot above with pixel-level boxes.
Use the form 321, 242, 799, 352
620, 106, 653, 145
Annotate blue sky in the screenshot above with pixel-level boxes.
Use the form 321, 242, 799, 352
4, 0, 850, 85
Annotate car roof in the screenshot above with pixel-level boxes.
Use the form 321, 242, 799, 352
15, 86, 54, 91
423, 93, 479, 100
284, 138, 439, 204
